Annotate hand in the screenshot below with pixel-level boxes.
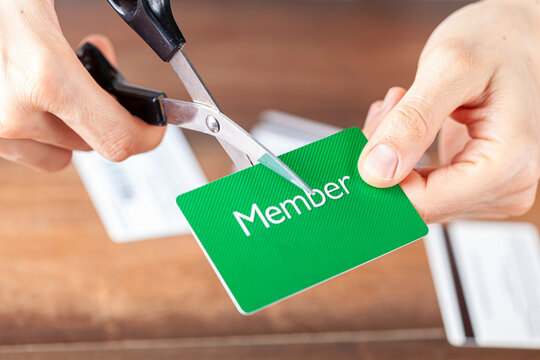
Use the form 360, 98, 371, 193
358, 0, 540, 223
0, 0, 165, 171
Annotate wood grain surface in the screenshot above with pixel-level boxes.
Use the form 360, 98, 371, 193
0, 1, 538, 358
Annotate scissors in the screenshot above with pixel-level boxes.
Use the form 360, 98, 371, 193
76, 0, 312, 194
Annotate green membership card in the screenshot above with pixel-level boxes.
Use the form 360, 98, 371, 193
176, 127, 428, 314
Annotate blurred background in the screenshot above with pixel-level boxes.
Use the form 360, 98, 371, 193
1, 0, 539, 359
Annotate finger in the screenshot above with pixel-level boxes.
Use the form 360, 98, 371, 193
438, 118, 470, 166
358, 46, 492, 188
363, 87, 407, 139
493, 183, 538, 218
364, 100, 383, 129
35, 113, 92, 151
49, 35, 165, 162
452, 184, 538, 221
401, 142, 501, 224
2, 112, 92, 151
402, 124, 536, 224
0, 138, 72, 172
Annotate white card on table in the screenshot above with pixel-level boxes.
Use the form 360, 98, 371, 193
73, 127, 207, 243
425, 221, 540, 349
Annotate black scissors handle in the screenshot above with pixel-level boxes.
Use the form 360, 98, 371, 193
77, 43, 167, 126
107, 0, 186, 62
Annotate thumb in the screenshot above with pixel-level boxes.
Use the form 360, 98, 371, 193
357, 53, 490, 188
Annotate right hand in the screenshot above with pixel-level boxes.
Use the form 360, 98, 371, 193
0, 0, 165, 171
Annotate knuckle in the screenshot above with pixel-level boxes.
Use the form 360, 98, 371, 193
30, 68, 60, 109
24, 49, 68, 112
418, 207, 440, 224
0, 114, 25, 139
508, 193, 536, 217
0, 38, 70, 113
42, 152, 73, 173
532, 161, 540, 182
517, 157, 540, 186
424, 40, 479, 73
30, 70, 55, 104
509, 205, 531, 218
526, 163, 540, 184
100, 131, 137, 162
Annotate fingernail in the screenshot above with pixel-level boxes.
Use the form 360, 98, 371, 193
361, 144, 398, 181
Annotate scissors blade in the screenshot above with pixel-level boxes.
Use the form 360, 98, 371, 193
169, 49, 218, 108
162, 98, 313, 194
168, 49, 253, 170
166, 49, 313, 193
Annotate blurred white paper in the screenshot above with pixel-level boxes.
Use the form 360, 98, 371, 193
425, 221, 540, 349
73, 127, 207, 243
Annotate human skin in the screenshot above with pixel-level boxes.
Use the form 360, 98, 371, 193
0, 0, 165, 171
1, 1, 538, 224
359, 0, 540, 223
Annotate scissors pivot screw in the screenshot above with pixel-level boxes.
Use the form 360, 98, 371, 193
206, 115, 220, 133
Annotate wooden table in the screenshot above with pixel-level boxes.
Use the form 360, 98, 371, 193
0, 1, 538, 358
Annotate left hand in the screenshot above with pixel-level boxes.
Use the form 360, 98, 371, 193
358, 0, 540, 223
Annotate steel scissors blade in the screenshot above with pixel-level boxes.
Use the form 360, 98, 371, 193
167, 49, 312, 194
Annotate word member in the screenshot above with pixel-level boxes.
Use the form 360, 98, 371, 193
234, 176, 351, 236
